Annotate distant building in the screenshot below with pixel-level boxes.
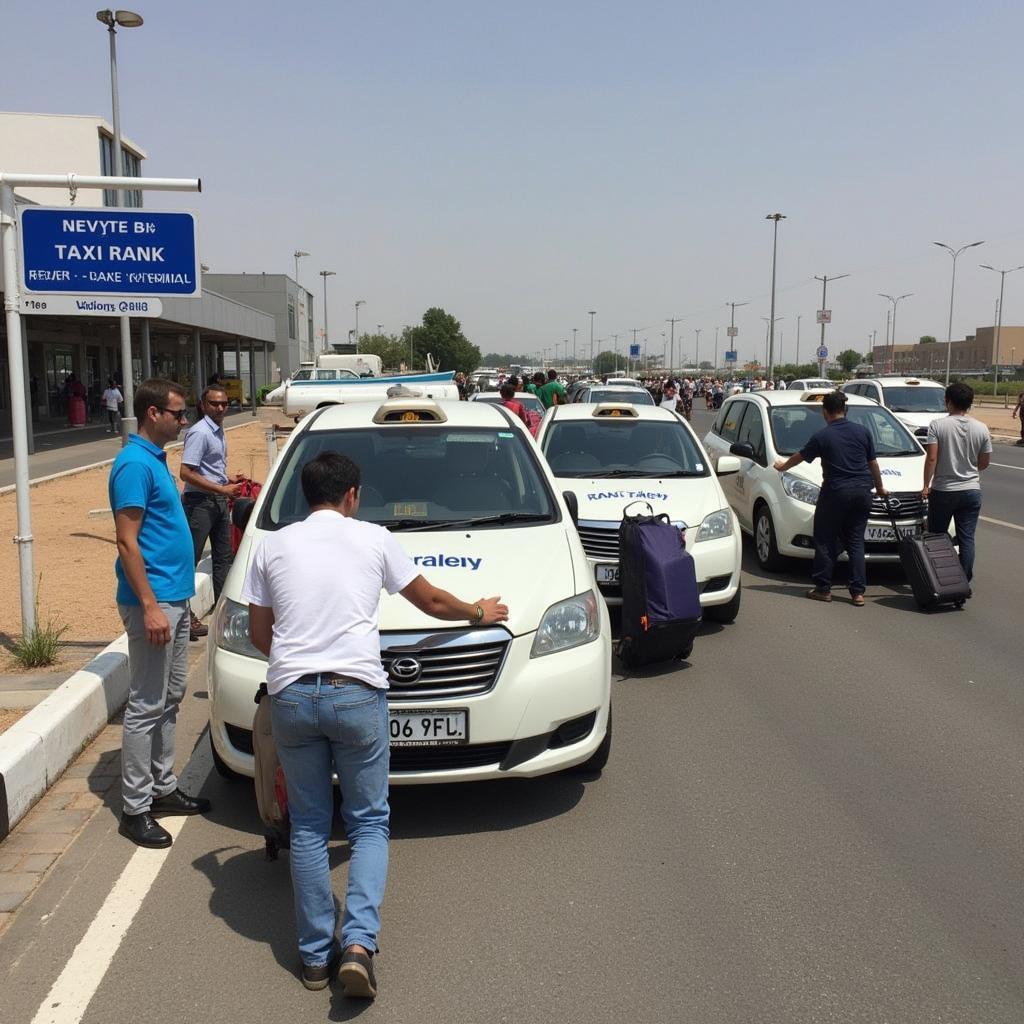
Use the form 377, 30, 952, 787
871, 326, 1024, 377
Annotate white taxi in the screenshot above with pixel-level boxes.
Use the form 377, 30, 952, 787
702, 390, 930, 571
210, 397, 612, 783
841, 377, 946, 438
536, 403, 743, 622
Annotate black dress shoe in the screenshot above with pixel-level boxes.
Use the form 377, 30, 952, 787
150, 789, 211, 816
119, 811, 172, 848
189, 614, 208, 642
339, 948, 378, 999
301, 949, 340, 991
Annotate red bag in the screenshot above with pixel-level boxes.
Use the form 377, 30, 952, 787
229, 478, 262, 553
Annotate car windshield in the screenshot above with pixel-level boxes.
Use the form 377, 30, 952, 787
587, 389, 654, 405
542, 419, 709, 477
769, 405, 921, 456
292, 369, 312, 380
474, 394, 545, 415
882, 386, 946, 413
260, 426, 557, 530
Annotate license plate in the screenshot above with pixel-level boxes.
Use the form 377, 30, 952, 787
389, 708, 468, 747
595, 564, 620, 584
865, 524, 921, 542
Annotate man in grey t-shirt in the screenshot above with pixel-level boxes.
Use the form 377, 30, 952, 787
922, 381, 992, 582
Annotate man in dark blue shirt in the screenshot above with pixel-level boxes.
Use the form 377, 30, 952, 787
773, 391, 887, 605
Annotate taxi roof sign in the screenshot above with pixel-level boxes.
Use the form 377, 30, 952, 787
592, 403, 639, 418
372, 398, 448, 424
799, 391, 830, 402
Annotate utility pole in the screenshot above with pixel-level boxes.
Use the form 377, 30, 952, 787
935, 240, 985, 384
588, 311, 596, 374
795, 314, 801, 366
765, 213, 786, 380
714, 326, 719, 371
694, 328, 701, 371
814, 273, 849, 376
879, 292, 912, 375
980, 262, 1024, 403
612, 334, 620, 372
666, 318, 682, 374
726, 301, 748, 374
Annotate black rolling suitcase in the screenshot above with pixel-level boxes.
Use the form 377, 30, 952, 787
618, 503, 702, 667
884, 495, 971, 610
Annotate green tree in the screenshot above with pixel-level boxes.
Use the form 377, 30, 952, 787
592, 350, 625, 375
837, 349, 862, 372
920, 335, 937, 344
404, 308, 481, 374
358, 333, 408, 370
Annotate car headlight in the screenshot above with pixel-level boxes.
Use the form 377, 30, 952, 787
693, 508, 734, 543
781, 472, 820, 506
530, 591, 600, 658
214, 597, 268, 661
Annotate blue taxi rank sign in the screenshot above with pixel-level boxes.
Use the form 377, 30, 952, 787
19, 207, 199, 297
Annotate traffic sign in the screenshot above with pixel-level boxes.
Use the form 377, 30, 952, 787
19, 207, 200, 297
20, 294, 162, 317
629, 343, 641, 358
726, 326, 738, 338
816, 309, 832, 324
725, 350, 738, 362
817, 346, 829, 360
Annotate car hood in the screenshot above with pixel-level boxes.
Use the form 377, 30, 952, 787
785, 455, 925, 490
233, 522, 578, 638
556, 475, 725, 530
891, 410, 943, 431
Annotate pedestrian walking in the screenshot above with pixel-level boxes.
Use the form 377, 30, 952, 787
242, 452, 508, 997
1013, 391, 1024, 446
102, 378, 123, 433
180, 385, 245, 640
109, 379, 210, 849
773, 390, 887, 605
921, 382, 992, 583
659, 381, 681, 411
538, 368, 567, 409
498, 382, 531, 429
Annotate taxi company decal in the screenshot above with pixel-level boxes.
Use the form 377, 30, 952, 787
413, 554, 482, 570
586, 489, 669, 502
880, 469, 903, 477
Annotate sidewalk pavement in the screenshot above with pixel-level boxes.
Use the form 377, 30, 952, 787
974, 403, 1022, 442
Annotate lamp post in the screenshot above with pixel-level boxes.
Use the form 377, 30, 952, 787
694, 328, 702, 371
666, 317, 683, 373
354, 299, 365, 353
935, 240, 985, 384
726, 301, 749, 374
612, 334, 619, 372
765, 213, 786, 381
979, 264, 1023, 404
762, 316, 784, 372
319, 270, 336, 352
813, 273, 849, 378
714, 326, 719, 371
293, 249, 309, 284
96, 8, 144, 444
795, 315, 801, 367
571, 328, 578, 371
588, 311, 596, 373
878, 292, 912, 374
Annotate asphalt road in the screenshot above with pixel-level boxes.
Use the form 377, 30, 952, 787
2, 406, 1021, 1023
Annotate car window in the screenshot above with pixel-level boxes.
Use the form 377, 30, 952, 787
717, 400, 749, 443
769, 405, 921, 456
541, 419, 709, 478
588, 389, 654, 406
260, 427, 557, 531
880, 386, 945, 413
735, 404, 767, 463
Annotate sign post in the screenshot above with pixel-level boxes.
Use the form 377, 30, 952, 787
817, 345, 829, 376
0, 171, 200, 636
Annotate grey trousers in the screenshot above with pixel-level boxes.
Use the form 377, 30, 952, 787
118, 600, 190, 815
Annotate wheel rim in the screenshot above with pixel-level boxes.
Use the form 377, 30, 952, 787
755, 513, 772, 562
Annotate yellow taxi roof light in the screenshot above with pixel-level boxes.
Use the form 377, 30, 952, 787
372, 398, 448, 424
592, 403, 639, 418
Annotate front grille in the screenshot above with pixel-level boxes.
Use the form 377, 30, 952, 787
380, 628, 510, 701
390, 742, 511, 772
578, 523, 619, 560
870, 491, 926, 520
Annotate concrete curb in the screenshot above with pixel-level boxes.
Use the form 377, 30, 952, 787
0, 565, 214, 842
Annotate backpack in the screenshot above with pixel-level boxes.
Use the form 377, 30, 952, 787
253, 684, 290, 860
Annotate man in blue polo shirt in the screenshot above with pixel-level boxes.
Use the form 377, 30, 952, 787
773, 391, 887, 605
109, 379, 211, 848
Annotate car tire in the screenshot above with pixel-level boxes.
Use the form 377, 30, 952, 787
571, 705, 612, 774
703, 582, 741, 623
210, 734, 244, 781
754, 505, 785, 571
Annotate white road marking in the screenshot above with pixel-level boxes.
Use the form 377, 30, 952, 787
990, 462, 1024, 471
980, 515, 1024, 532
29, 816, 188, 1024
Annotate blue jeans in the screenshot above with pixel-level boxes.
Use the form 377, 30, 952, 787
928, 488, 982, 581
811, 487, 872, 596
270, 679, 390, 966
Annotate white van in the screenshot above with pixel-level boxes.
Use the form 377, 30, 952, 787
841, 377, 946, 438
536, 403, 743, 623
209, 397, 612, 784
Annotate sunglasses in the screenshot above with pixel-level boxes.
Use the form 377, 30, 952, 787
157, 407, 190, 423
206, 400, 229, 408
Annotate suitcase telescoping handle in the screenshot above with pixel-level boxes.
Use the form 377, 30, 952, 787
622, 499, 654, 518
881, 492, 903, 536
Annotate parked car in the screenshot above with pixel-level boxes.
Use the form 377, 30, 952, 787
841, 377, 947, 438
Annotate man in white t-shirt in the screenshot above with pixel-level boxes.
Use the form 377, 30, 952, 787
101, 378, 123, 433
242, 451, 507, 998
922, 381, 992, 583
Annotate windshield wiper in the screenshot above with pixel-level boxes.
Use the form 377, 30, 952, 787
407, 512, 552, 532
377, 518, 448, 531
595, 468, 654, 477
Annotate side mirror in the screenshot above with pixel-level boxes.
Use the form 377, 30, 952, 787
729, 442, 755, 461
716, 455, 742, 476
231, 497, 255, 533
562, 490, 579, 526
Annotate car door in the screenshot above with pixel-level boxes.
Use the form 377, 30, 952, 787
709, 399, 750, 514
730, 401, 768, 530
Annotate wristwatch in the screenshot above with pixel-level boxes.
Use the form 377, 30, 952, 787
473, 604, 483, 623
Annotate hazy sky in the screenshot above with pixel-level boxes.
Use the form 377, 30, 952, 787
3, 0, 1023, 364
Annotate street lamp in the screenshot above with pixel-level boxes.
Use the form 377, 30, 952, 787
354, 299, 365, 353
878, 292, 912, 374
666, 318, 683, 373
726, 301, 749, 374
813, 273, 849, 377
96, 8, 143, 443
980, 263, 1024, 404
572, 328, 578, 370
588, 311, 596, 372
293, 249, 309, 284
762, 316, 784, 372
319, 270, 336, 352
694, 328, 702, 370
935, 240, 985, 384
765, 213, 786, 380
